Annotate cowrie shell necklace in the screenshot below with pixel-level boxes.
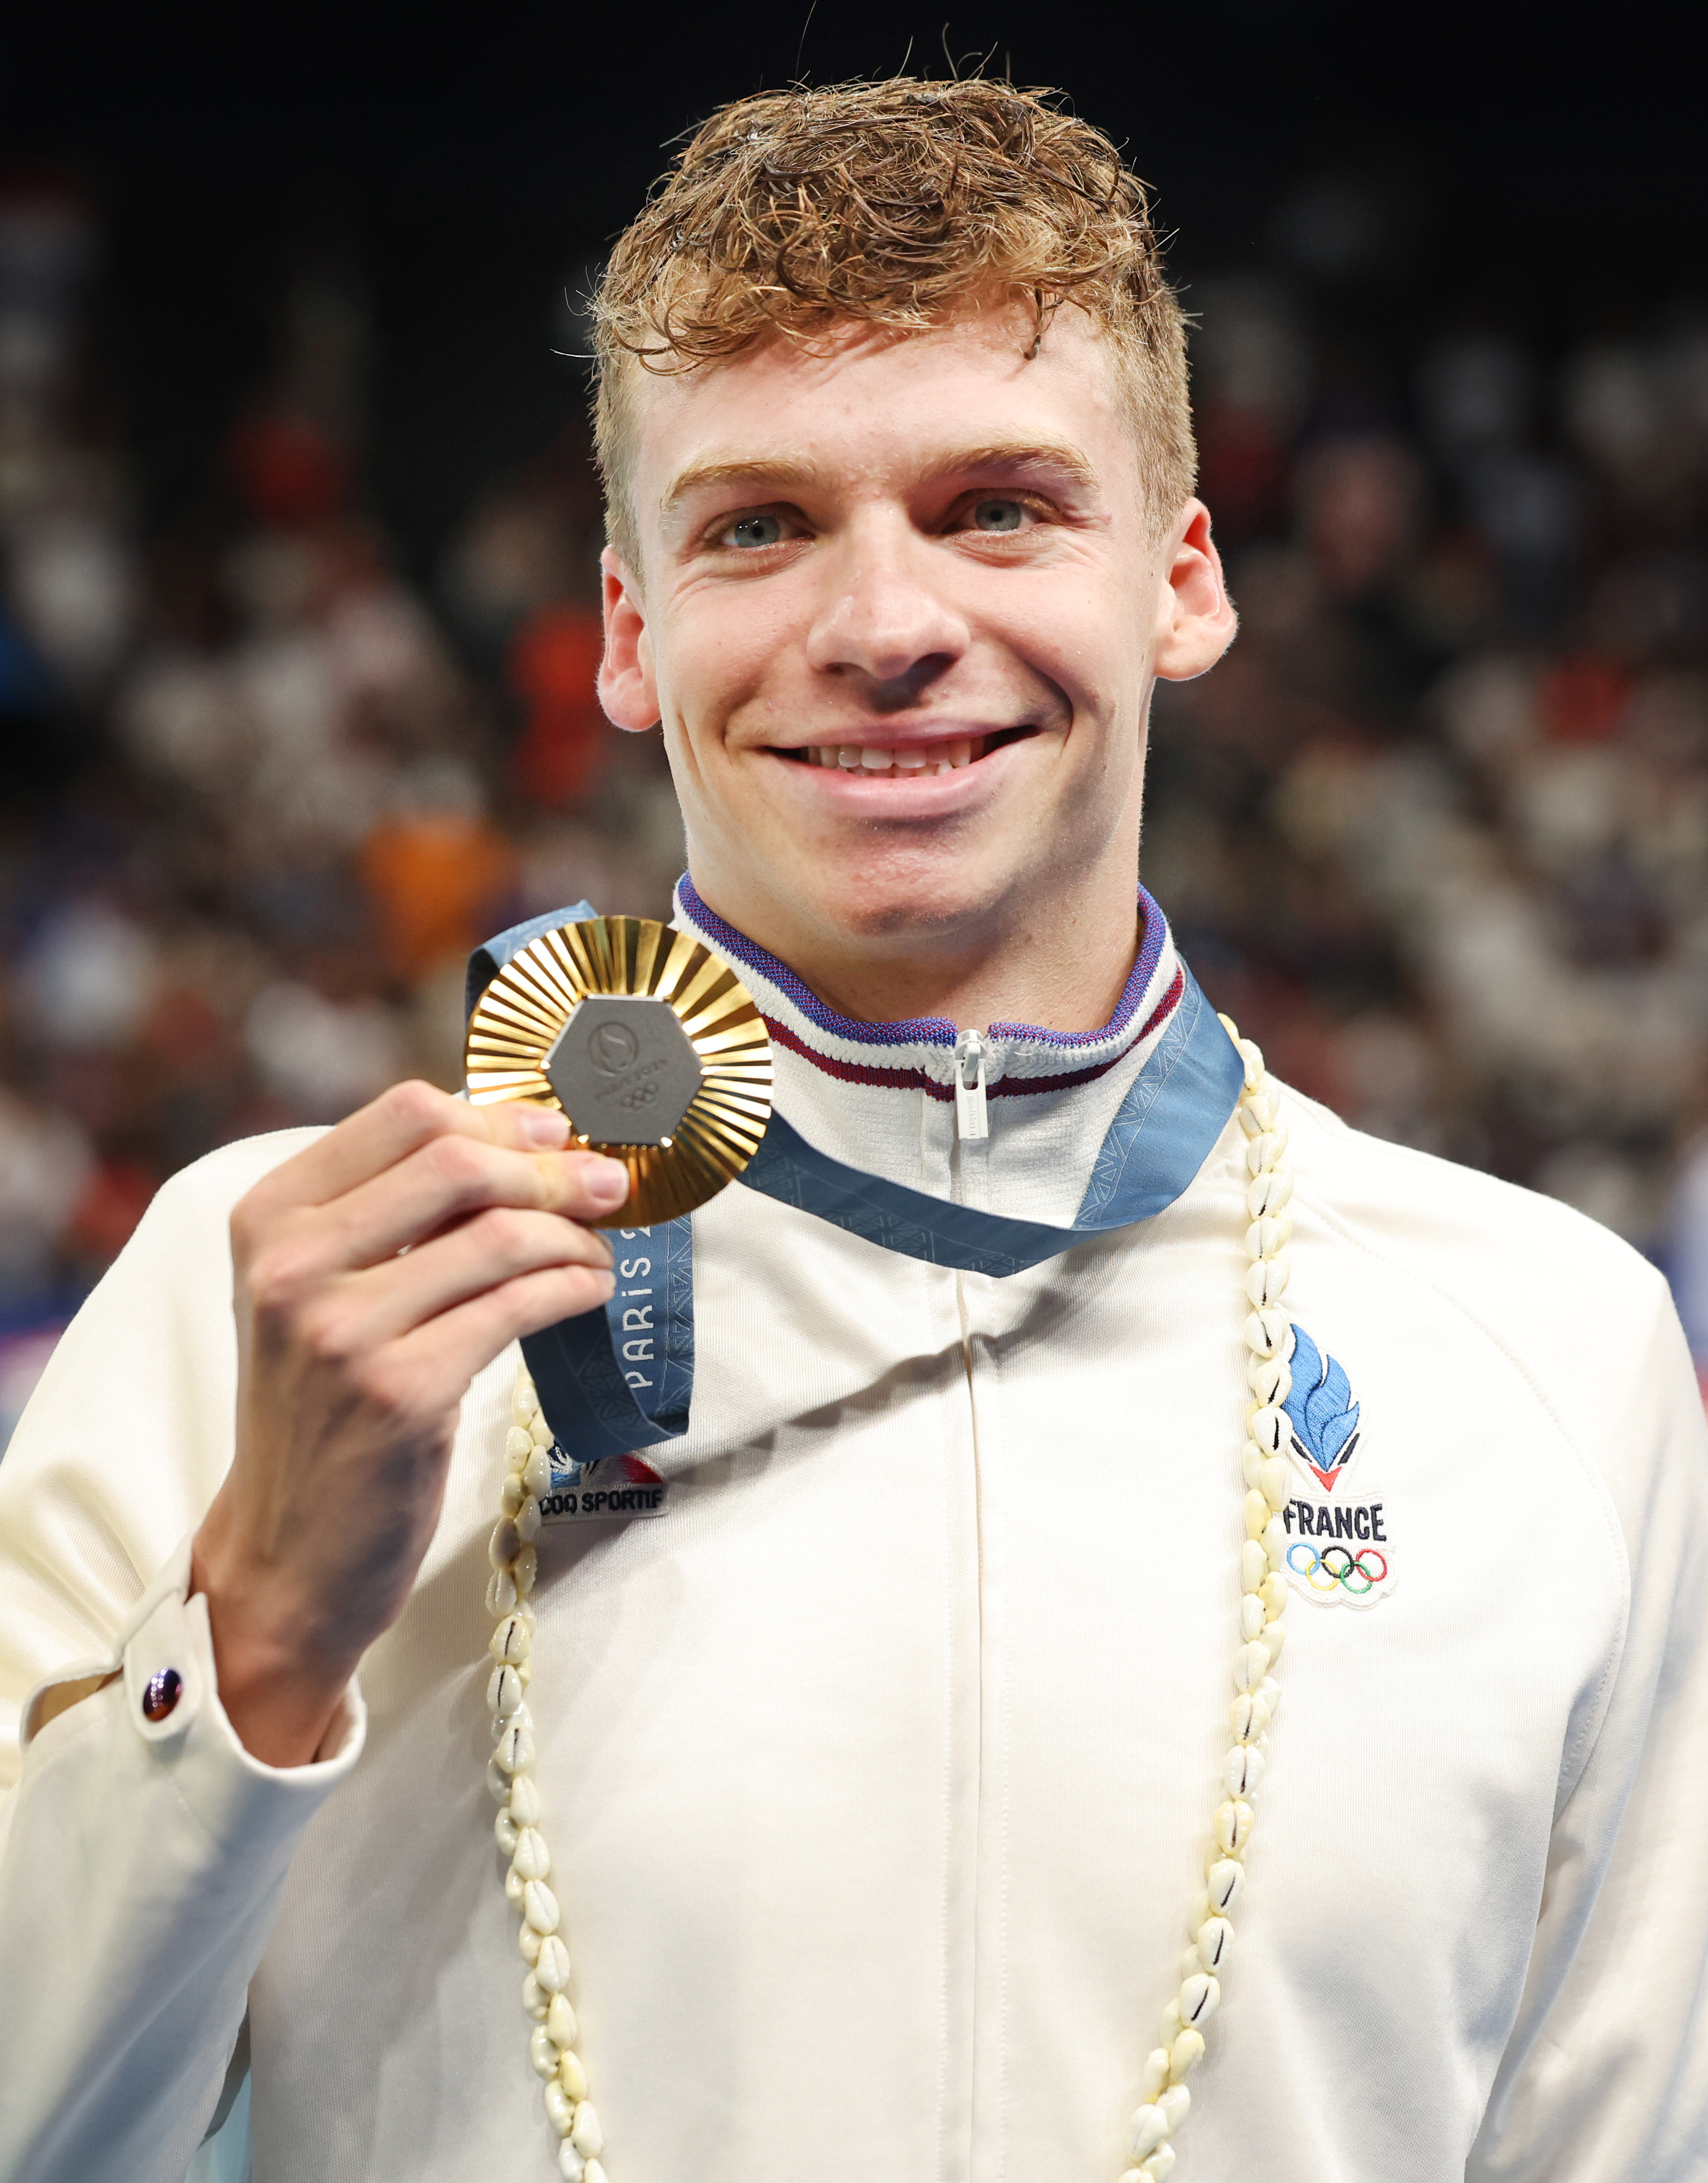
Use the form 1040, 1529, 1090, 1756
481, 1021, 1294, 2181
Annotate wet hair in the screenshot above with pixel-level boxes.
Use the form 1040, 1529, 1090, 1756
591, 76, 1195, 560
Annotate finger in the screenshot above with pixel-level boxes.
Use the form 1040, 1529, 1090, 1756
311, 1207, 616, 1352
247, 1082, 576, 1215
310, 1136, 628, 1273
381, 1261, 619, 1410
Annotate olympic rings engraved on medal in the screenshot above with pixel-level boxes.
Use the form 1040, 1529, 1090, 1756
1286, 1540, 1389, 1594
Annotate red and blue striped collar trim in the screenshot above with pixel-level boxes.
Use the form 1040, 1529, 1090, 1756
676, 874, 1181, 1099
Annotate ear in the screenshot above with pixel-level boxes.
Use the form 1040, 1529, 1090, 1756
1152, 500, 1238, 683
598, 548, 661, 732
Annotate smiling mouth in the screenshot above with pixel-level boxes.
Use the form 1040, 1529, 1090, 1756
780, 725, 1038, 775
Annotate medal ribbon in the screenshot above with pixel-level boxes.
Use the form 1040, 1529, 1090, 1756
470, 906, 1243, 1460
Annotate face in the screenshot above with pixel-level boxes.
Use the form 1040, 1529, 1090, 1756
599, 303, 1234, 979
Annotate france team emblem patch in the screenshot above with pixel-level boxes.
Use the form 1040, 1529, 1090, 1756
1281, 1323, 1361, 1492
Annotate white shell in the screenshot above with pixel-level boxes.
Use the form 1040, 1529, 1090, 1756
1260, 1572, 1288, 1617
1224, 1744, 1265, 1797
530, 2026, 561, 2079
1246, 1351, 1293, 1405
489, 1517, 522, 1570
546, 1994, 579, 2048
1229, 1691, 1268, 1742
513, 1544, 539, 1595
570, 2100, 604, 2156
1235, 1036, 1265, 1088
1139, 2048, 1170, 2100
495, 1807, 521, 1856
505, 1866, 524, 1906
500, 1474, 526, 1518
1241, 1307, 1291, 1358
1158, 2000, 1183, 2044
1244, 1128, 1288, 1174
1262, 1514, 1288, 1566
524, 1443, 554, 1498
1244, 1255, 1291, 1308
557, 2143, 586, 2182
506, 1423, 534, 1463
1259, 1456, 1292, 1510
530, 1414, 553, 1449
1243, 1490, 1271, 1541
494, 1722, 536, 1775
509, 1774, 543, 1826
583, 2163, 609, 2183
1178, 1971, 1221, 2028
523, 1880, 562, 1935
523, 1971, 549, 2019
485, 1568, 519, 1617
544, 2081, 575, 2136
1246, 1166, 1294, 1219
535, 1935, 572, 1993
1126, 2104, 1168, 2161
558, 2049, 589, 2100
1262, 1619, 1287, 1664
1239, 1596, 1266, 1642
1207, 1857, 1244, 1912
511, 1826, 551, 1881
1157, 2080, 1191, 2133
1249, 1405, 1288, 1456
1195, 1915, 1235, 1973
1240, 1539, 1269, 1592
1214, 1799, 1254, 1853
1244, 1216, 1291, 1265
1233, 1639, 1271, 1691
488, 1665, 525, 1719
489, 1613, 531, 1665
486, 1757, 512, 1803
1169, 2027, 1207, 2078
1141, 2146, 1177, 2182
516, 1496, 543, 1543
519, 1920, 542, 1963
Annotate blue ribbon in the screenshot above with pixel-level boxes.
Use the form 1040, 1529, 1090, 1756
468, 905, 1242, 1455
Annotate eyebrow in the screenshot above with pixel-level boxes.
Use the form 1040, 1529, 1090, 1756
658, 438, 1103, 523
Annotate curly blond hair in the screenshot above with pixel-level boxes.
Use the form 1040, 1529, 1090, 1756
591, 77, 1195, 561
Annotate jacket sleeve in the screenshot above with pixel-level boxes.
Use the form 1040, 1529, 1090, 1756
1468, 1281, 1708, 2181
0, 1133, 365, 2183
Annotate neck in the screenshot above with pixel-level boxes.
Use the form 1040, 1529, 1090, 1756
680, 866, 1143, 1036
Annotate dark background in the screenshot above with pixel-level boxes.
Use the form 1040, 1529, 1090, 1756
1, 0, 1705, 1425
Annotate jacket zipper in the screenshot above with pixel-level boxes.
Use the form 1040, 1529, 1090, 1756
954, 1030, 989, 1142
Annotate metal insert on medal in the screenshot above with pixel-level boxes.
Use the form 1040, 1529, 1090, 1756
464, 916, 774, 1227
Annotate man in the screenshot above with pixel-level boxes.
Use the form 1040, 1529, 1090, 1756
2, 77, 1705, 2183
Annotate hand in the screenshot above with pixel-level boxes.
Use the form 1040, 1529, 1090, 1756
190, 1082, 628, 1767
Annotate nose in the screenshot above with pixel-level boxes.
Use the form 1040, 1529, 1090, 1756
803, 518, 970, 700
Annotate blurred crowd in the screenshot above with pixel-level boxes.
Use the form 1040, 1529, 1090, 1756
0, 177, 1705, 1436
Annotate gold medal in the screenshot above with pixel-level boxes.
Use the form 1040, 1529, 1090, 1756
465, 916, 773, 1227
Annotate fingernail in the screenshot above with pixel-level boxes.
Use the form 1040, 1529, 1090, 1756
519, 1107, 571, 1147
585, 1157, 630, 1207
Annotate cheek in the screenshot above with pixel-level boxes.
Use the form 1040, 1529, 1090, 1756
654, 587, 802, 727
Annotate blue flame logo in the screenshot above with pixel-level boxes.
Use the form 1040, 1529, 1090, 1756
1281, 1324, 1361, 1490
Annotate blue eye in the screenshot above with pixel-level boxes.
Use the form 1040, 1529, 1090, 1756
970, 498, 1026, 533
725, 513, 786, 548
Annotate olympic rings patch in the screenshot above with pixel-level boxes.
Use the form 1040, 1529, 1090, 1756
1286, 1541, 1388, 1595
1280, 1496, 1397, 1609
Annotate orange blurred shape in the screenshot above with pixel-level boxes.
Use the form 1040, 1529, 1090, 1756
1537, 652, 1629, 742
68, 1159, 158, 1265
227, 410, 349, 526
507, 605, 609, 807
359, 812, 514, 980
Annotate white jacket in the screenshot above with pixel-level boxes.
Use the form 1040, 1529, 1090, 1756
2, 888, 1705, 2183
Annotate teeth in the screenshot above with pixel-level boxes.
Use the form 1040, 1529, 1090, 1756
810, 737, 981, 772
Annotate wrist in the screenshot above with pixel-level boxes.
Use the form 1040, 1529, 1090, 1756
190, 1533, 360, 1769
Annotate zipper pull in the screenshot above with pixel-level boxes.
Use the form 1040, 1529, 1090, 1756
954, 1029, 989, 1142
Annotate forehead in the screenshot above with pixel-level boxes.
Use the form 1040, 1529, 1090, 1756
626, 305, 1134, 524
